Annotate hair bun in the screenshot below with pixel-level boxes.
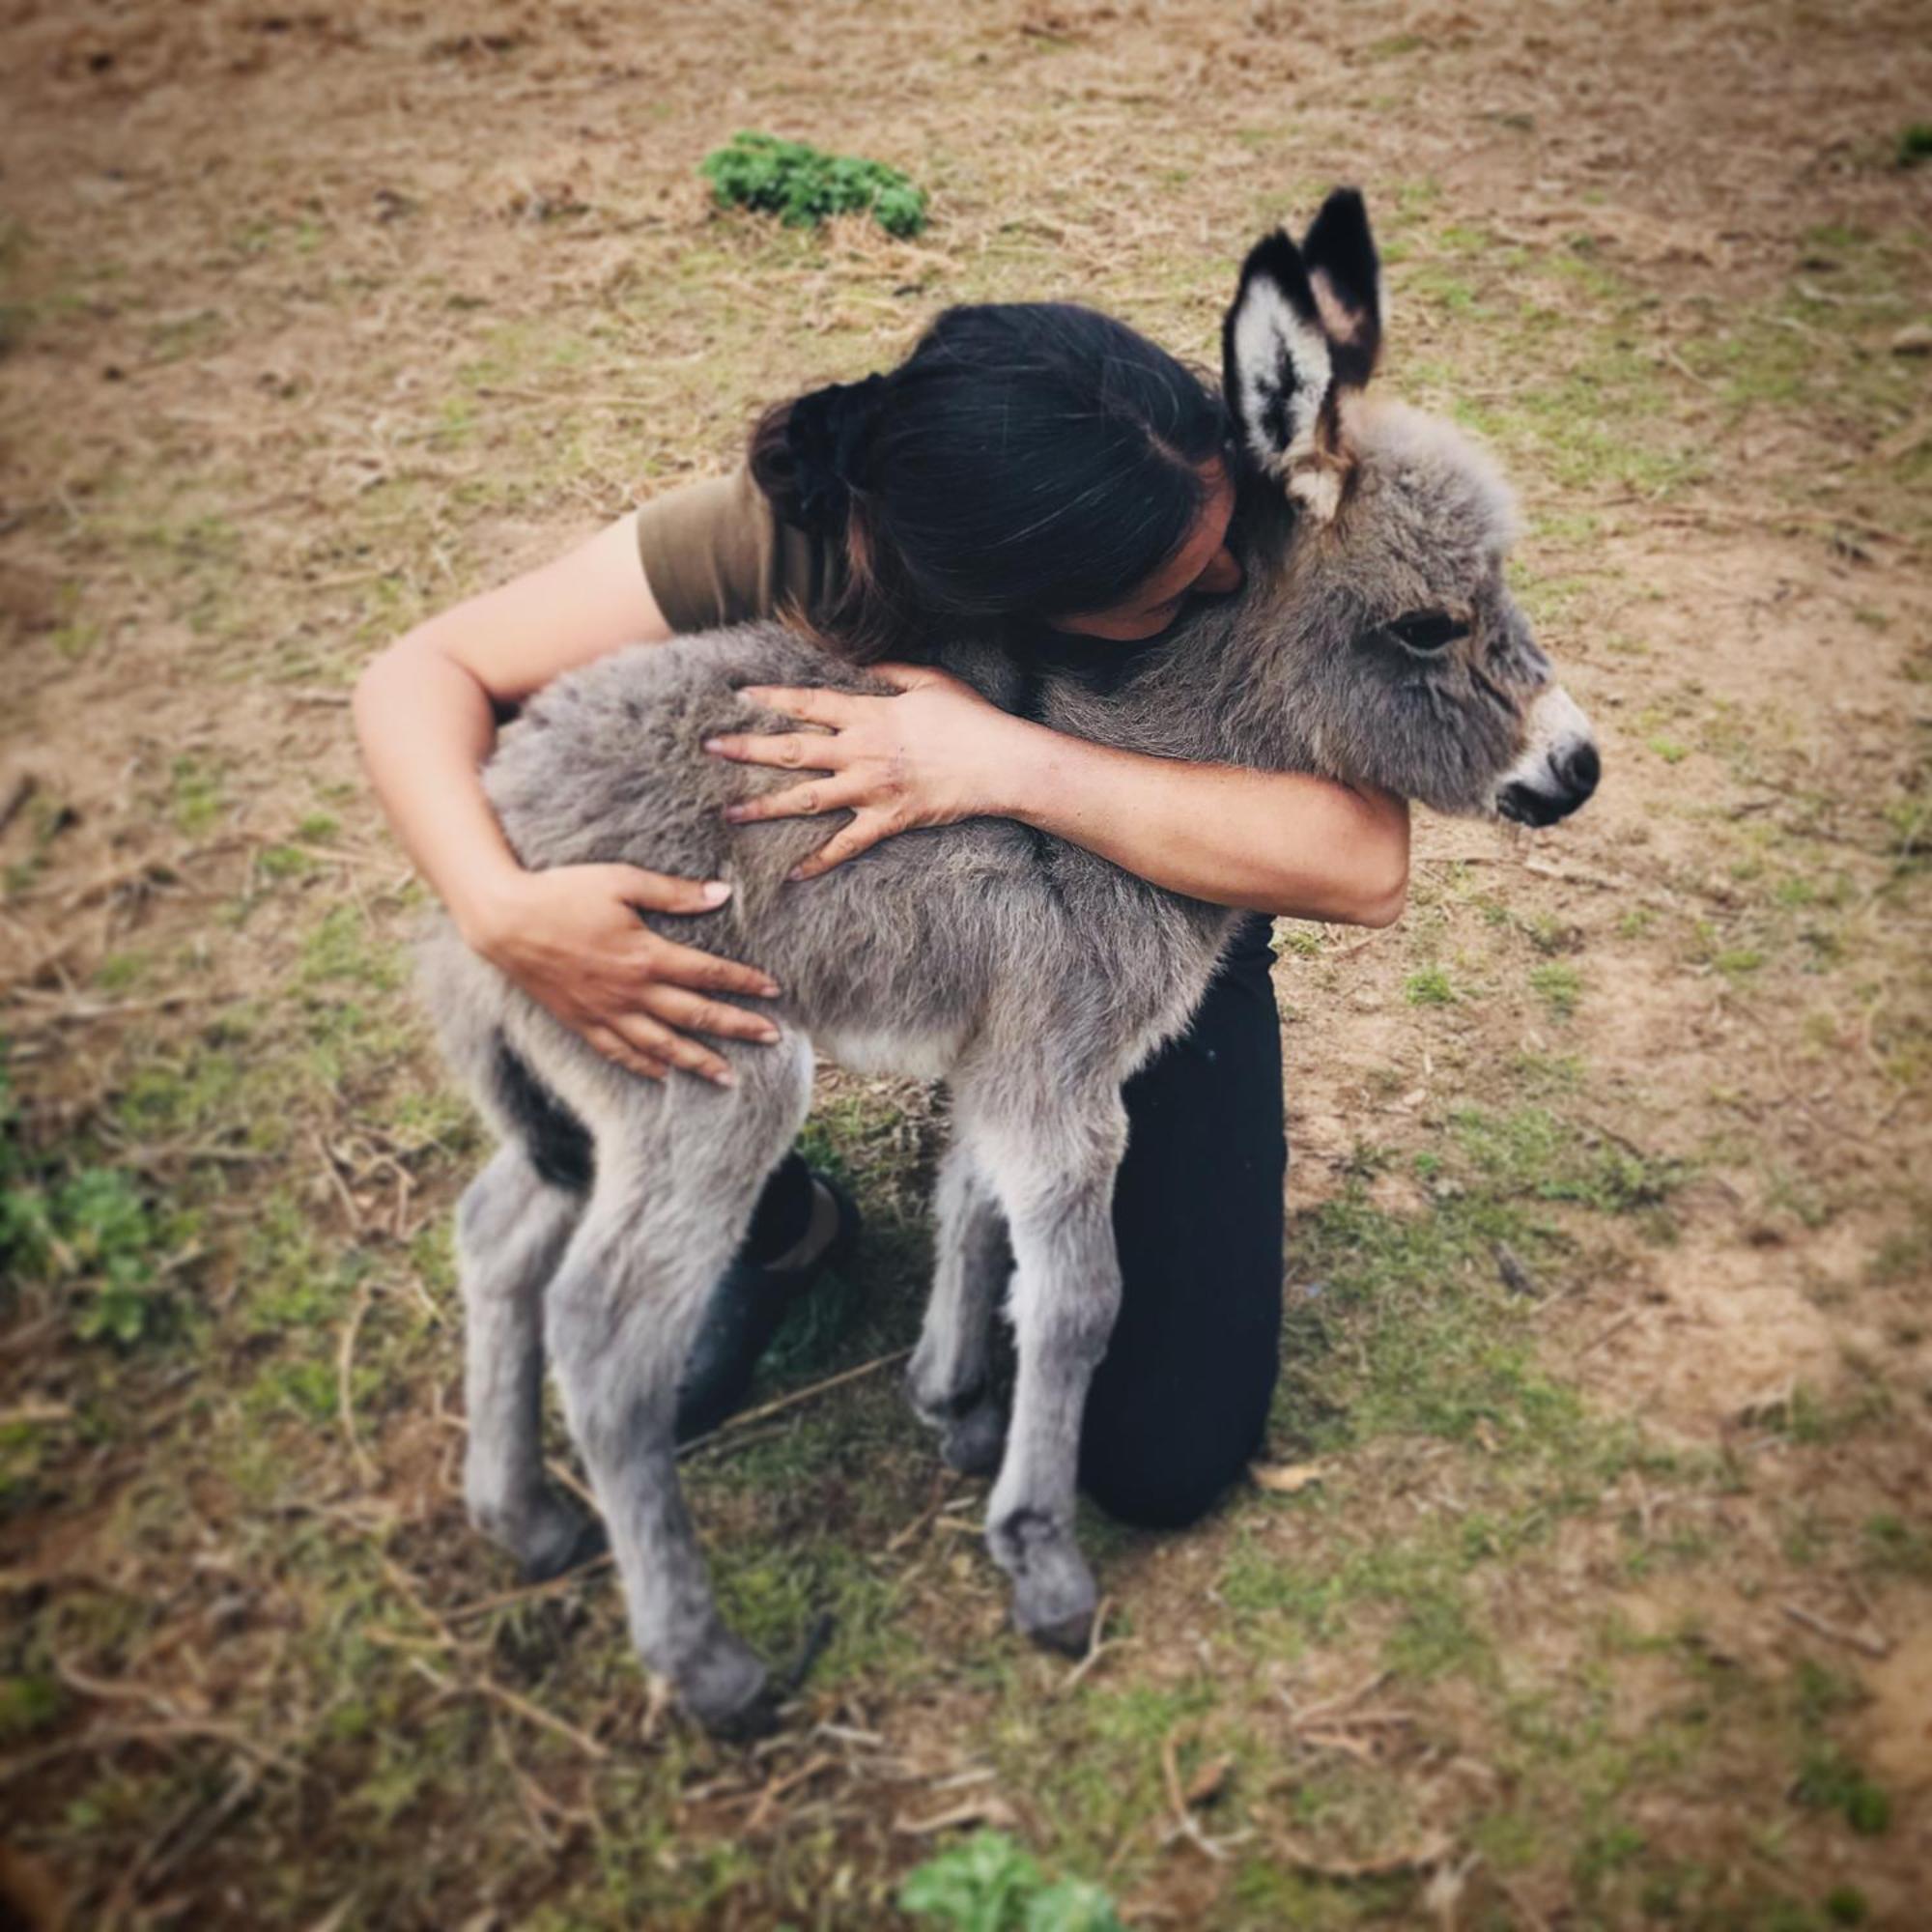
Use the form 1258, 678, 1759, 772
786, 371, 888, 529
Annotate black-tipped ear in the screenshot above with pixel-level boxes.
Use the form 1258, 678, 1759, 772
1221, 228, 1335, 497
1302, 186, 1382, 388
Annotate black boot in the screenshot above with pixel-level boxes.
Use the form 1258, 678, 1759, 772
673, 1171, 862, 1444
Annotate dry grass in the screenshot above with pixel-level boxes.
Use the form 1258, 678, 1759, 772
3, 0, 1930, 1926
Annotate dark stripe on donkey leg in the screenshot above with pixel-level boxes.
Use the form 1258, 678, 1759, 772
492, 1034, 594, 1194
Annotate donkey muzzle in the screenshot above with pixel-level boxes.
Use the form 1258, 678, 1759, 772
1495, 687, 1600, 827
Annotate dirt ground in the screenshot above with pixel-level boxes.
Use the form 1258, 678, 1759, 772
2, 0, 1929, 1926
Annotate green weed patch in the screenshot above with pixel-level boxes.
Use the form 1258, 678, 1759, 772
900, 1831, 1124, 1931
700, 131, 928, 238
1, 1062, 180, 1347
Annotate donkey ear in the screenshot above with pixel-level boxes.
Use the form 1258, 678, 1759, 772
1221, 227, 1340, 518
1301, 187, 1382, 389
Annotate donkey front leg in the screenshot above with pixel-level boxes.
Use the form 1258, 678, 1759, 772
972, 1086, 1128, 1653
907, 1141, 1010, 1477
457, 1142, 594, 1580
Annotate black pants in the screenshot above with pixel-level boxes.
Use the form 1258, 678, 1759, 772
746, 914, 1287, 1531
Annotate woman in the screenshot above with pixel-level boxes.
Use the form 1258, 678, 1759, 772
355, 301, 1407, 1530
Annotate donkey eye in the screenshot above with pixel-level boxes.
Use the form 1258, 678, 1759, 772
1389, 611, 1468, 654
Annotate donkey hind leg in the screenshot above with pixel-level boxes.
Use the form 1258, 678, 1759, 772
456, 1142, 593, 1581
544, 1043, 813, 1736
907, 1142, 1010, 1476
971, 1082, 1128, 1655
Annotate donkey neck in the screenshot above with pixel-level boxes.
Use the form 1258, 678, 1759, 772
1024, 486, 1326, 778
1033, 588, 1328, 781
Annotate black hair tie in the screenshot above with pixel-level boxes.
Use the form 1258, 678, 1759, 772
787, 371, 888, 530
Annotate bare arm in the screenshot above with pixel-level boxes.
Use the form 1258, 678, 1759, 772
354, 514, 782, 1085
1000, 724, 1408, 925
708, 666, 1409, 926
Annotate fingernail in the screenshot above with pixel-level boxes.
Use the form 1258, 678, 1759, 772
757, 1027, 781, 1044
786, 867, 807, 883
701, 880, 731, 905
762, 981, 782, 997
702, 738, 725, 753
723, 805, 747, 823
711, 1067, 737, 1088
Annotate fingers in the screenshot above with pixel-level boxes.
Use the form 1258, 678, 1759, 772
788, 810, 897, 881
733, 684, 848, 726
585, 1025, 669, 1082
613, 1012, 738, 1088
589, 1011, 735, 1088
585, 989, 777, 1088
640, 985, 783, 1046
608, 865, 734, 914
588, 1017, 718, 1086
647, 936, 782, 1001
703, 730, 841, 773
723, 776, 865, 825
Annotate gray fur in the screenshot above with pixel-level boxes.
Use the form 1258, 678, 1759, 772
413, 195, 1601, 1734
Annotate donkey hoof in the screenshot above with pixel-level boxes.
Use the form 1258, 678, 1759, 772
1021, 1604, 1097, 1658
1009, 1550, 1099, 1658
520, 1511, 607, 1585
678, 1634, 778, 1740
471, 1490, 605, 1584
940, 1400, 1008, 1478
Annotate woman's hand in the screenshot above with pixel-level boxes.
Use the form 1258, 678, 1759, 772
702, 663, 1025, 879
461, 864, 782, 1087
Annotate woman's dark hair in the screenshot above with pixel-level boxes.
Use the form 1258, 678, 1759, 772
748, 303, 1230, 664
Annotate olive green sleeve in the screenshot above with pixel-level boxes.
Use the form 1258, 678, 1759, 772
633, 460, 822, 635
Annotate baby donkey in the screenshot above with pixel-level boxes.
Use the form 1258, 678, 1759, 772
418, 190, 1601, 1735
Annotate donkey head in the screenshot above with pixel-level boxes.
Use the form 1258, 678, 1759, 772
1222, 189, 1600, 828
